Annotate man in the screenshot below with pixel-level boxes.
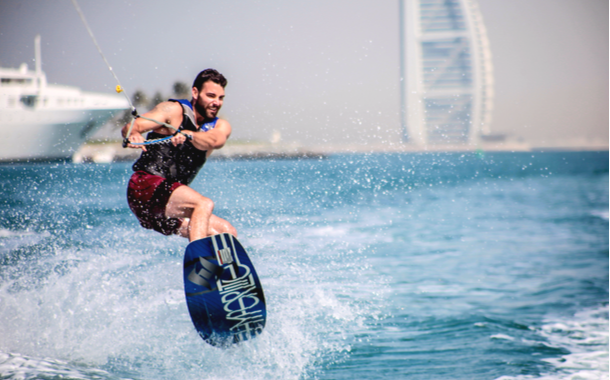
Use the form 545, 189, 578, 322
122, 69, 236, 242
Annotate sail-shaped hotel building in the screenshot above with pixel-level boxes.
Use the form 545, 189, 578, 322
400, 0, 494, 146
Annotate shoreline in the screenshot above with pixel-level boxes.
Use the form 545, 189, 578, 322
72, 140, 609, 164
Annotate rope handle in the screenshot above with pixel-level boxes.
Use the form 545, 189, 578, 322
122, 112, 193, 148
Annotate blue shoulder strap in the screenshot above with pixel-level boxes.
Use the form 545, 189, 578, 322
201, 117, 219, 132
169, 98, 193, 110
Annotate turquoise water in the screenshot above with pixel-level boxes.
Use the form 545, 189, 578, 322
0, 151, 607, 380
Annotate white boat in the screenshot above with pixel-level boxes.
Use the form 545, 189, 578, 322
0, 35, 129, 162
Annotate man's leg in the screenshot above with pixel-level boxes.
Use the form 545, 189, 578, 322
165, 185, 236, 241
177, 214, 237, 239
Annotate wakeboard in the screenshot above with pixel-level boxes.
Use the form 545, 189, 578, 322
183, 233, 266, 346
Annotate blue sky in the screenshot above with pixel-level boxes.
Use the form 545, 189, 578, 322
0, 0, 607, 146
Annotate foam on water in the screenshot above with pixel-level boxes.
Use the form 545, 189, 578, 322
539, 306, 609, 379
0, 352, 119, 380
590, 210, 609, 221
0, 228, 51, 252
0, 213, 387, 380
0, 153, 607, 379
495, 305, 609, 380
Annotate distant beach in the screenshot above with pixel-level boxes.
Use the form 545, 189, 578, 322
74, 138, 609, 164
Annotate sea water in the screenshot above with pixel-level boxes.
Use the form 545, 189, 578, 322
0, 151, 607, 380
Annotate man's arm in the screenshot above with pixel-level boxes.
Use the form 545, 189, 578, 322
121, 101, 183, 151
180, 119, 232, 153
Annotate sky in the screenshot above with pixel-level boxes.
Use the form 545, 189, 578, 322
0, 0, 607, 147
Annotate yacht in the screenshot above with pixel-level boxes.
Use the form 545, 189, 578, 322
0, 35, 129, 162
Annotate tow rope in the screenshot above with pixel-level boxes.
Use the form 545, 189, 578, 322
70, 0, 191, 147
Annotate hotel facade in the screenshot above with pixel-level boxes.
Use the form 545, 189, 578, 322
400, 0, 494, 146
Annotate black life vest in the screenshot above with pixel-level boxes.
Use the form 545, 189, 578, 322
132, 99, 218, 185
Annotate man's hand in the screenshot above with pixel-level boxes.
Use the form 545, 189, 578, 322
171, 131, 191, 147
120, 101, 184, 151
127, 132, 147, 152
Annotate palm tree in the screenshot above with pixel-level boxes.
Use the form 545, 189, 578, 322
173, 81, 190, 99
150, 91, 164, 109
132, 90, 148, 107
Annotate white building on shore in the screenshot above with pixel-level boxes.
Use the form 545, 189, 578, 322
400, 0, 494, 147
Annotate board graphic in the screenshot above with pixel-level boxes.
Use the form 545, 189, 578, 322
183, 233, 266, 346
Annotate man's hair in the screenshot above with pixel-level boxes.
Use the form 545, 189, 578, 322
192, 69, 227, 91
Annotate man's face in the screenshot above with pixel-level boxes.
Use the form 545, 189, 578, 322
192, 81, 225, 120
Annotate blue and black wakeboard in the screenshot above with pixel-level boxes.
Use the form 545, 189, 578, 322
183, 233, 266, 346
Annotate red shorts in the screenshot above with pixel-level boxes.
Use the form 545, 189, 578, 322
127, 171, 184, 236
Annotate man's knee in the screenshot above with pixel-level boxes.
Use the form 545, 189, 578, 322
194, 196, 214, 215
177, 218, 190, 238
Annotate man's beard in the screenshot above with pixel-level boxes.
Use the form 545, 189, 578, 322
193, 100, 214, 121
195, 101, 214, 120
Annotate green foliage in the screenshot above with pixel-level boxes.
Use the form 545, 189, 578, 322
173, 81, 190, 98
131, 90, 148, 107
126, 80, 191, 114
150, 92, 164, 109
